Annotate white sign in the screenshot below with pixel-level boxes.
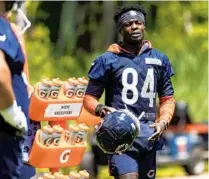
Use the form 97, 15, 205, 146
44, 103, 82, 117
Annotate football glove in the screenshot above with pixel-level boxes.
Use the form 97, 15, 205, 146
148, 119, 169, 141
95, 104, 116, 118
0, 101, 28, 136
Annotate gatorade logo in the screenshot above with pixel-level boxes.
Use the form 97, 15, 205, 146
60, 149, 71, 163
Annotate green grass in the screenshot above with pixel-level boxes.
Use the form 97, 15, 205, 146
98, 163, 208, 179
97, 166, 181, 179
36, 161, 208, 178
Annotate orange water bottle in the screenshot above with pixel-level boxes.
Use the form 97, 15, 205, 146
38, 79, 52, 99
50, 78, 63, 99
74, 123, 89, 145
39, 125, 54, 146
75, 77, 88, 98
52, 125, 64, 146
64, 78, 79, 98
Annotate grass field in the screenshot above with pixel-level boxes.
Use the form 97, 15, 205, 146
95, 163, 208, 179
36, 161, 208, 178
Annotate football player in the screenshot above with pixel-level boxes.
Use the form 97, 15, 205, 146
83, 4, 175, 179
0, 1, 37, 178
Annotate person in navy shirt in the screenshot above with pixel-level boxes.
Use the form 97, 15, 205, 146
0, 1, 38, 178
84, 5, 176, 179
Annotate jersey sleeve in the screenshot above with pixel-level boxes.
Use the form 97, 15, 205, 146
88, 56, 110, 83
86, 55, 110, 99
158, 55, 175, 97
0, 18, 23, 64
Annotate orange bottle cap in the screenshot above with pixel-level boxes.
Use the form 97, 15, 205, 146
42, 125, 53, 134
69, 124, 79, 132
81, 77, 88, 81
79, 170, 90, 178
78, 123, 89, 131
69, 171, 80, 179
62, 176, 70, 179
77, 77, 88, 85
43, 173, 55, 179
52, 78, 63, 86
42, 79, 53, 86
53, 125, 64, 133
53, 172, 64, 178
68, 78, 79, 85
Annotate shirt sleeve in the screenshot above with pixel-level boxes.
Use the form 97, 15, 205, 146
158, 55, 175, 97
0, 18, 23, 64
86, 56, 110, 99
88, 56, 110, 83
85, 79, 105, 99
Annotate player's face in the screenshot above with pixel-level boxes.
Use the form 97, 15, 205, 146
122, 20, 145, 44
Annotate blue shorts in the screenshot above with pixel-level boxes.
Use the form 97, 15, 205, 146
108, 149, 156, 179
19, 164, 36, 179
0, 132, 35, 179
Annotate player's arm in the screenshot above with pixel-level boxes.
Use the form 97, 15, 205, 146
149, 93, 175, 141
0, 50, 28, 135
149, 56, 175, 141
84, 56, 115, 118
157, 57, 176, 126
158, 95, 175, 125
84, 79, 115, 118
22, 39, 33, 96
83, 78, 104, 115
0, 50, 15, 109
11, 23, 33, 94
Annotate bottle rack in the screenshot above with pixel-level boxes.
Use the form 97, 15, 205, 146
29, 130, 86, 168
29, 82, 83, 122
28, 80, 100, 173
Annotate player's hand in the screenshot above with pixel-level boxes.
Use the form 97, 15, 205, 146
95, 104, 116, 118
1, 101, 28, 136
148, 119, 169, 141
6, 106, 28, 136
12, 106, 28, 136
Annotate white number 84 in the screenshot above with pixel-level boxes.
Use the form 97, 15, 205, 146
122, 68, 156, 107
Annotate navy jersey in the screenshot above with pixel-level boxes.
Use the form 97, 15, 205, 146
0, 17, 37, 177
0, 17, 29, 135
86, 41, 174, 152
